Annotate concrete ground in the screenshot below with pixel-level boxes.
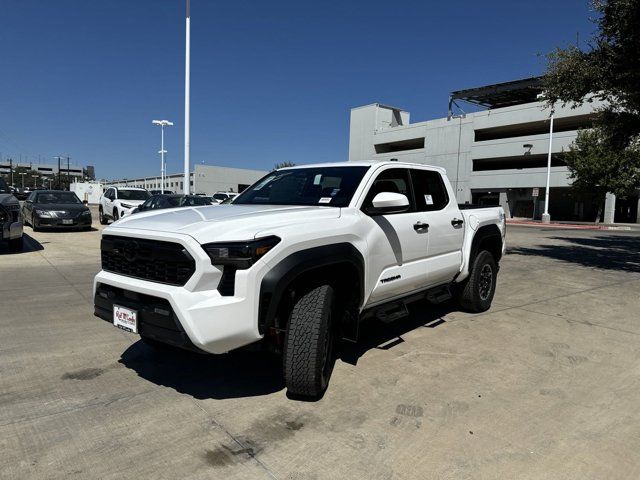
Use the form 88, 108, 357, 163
1, 217, 640, 480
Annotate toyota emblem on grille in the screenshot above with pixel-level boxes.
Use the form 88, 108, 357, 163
122, 240, 138, 261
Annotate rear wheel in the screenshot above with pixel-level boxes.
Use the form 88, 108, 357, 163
99, 207, 108, 225
8, 236, 23, 252
283, 284, 337, 398
457, 250, 497, 313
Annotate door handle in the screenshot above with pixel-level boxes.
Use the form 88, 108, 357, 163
451, 218, 464, 227
413, 222, 429, 233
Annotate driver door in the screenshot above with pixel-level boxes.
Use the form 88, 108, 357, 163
362, 168, 430, 306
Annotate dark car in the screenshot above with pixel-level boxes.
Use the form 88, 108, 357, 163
0, 178, 23, 251
133, 194, 213, 214
22, 190, 92, 231
149, 190, 174, 195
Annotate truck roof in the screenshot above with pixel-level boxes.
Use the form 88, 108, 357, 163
279, 161, 447, 174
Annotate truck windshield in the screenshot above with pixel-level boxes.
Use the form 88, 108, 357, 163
233, 166, 370, 207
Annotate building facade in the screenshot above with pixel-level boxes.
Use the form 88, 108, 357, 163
349, 77, 639, 223
104, 164, 267, 196
0, 160, 85, 180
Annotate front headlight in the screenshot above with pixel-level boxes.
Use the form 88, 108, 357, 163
35, 209, 53, 218
202, 236, 280, 269
120, 203, 135, 209
81, 210, 92, 216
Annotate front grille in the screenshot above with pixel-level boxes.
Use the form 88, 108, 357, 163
101, 235, 195, 286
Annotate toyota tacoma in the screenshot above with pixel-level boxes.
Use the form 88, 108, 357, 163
94, 161, 505, 397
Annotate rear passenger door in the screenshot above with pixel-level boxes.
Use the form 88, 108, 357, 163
410, 168, 464, 286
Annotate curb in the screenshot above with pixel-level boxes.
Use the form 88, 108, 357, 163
505, 220, 632, 231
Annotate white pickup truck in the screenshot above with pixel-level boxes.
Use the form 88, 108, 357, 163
94, 161, 505, 397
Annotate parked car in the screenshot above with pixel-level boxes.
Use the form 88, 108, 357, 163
132, 194, 213, 214
94, 161, 505, 398
211, 191, 238, 204
22, 190, 92, 231
11, 187, 28, 201
99, 187, 150, 224
0, 178, 23, 251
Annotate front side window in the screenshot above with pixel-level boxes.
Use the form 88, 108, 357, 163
118, 189, 151, 201
411, 169, 449, 211
361, 168, 413, 213
234, 166, 370, 207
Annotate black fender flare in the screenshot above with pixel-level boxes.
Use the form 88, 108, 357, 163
258, 243, 365, 334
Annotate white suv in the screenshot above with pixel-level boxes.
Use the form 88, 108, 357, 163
99, 187, 151, 224
94, 162, 505, 397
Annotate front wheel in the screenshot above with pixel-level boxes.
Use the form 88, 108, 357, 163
283, 284, 337, 398
99, 207, 108, 225
112, 209, 119, 222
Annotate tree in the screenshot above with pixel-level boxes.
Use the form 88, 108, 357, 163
562, 128, 640, 222
544, 0, 640, 150
273, 161, 296, 171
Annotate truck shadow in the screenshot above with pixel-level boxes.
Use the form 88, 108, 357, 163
508, 234, 640, 272
0, 233, 44, 254
339, 299, 452, 366
119, 343, 285, 400
118, 299, 453, 400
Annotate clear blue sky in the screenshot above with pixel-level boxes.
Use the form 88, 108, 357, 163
0, 0, 594, 180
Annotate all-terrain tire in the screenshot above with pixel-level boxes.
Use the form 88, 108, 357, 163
8, 236, 23, 252
457, 250, 497, 313
99, 207, 108, 225
283, 284, 337, 398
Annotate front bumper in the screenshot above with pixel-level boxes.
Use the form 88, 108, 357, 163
93, 229, 266, 354
35, 216, 92, 229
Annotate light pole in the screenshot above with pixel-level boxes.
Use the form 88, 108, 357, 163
152, 120, 173, 194
32, 175, 39, 189
19, 172, 26, 189
538, 93, 554, 224
184, 0, 191, 195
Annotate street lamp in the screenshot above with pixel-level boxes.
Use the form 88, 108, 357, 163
19, 172, 26, 189
184, 0, 191, 195
152, 120, 173, 194
538, 93, 554, 224
32, 175, 39, 189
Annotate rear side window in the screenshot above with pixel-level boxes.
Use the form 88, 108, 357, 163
411, 169, 449, 211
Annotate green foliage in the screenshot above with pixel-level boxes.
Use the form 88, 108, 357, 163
564, 129, 640, 196
273, 161, 297, 171
544, 0, 640, 149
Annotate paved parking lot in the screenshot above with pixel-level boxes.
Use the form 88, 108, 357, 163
2, 217, 640, 480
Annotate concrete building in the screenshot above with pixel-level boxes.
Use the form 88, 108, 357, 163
104, 164, 267, 196
349, 77, 639, 223
0, 160, 84, 180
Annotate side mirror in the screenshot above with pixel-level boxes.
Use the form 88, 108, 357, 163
82, 200, 88, 205
367, 192, 410, 215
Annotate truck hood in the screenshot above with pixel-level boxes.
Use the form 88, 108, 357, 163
106, 204, 342, 242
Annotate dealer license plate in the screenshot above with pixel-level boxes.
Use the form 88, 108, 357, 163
113, 305, 138, 333
62, 219, 73, 225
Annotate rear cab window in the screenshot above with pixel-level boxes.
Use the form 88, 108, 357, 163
410, 169, 449, 211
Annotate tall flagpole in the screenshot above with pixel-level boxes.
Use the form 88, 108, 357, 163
183, 0, 191, 194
